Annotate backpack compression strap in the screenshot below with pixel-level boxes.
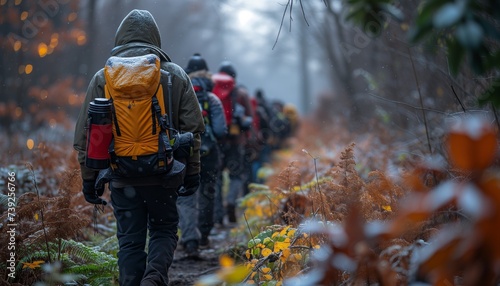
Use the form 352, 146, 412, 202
104, 88, 121, 137
193, 81, 216, 142
150, 83, 163, 135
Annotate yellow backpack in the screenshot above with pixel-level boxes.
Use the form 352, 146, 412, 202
103, 54, 175, 177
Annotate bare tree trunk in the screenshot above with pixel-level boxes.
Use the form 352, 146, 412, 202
299, 19, 311, 115
86, 0, 97, 80
316, 2, 360, 122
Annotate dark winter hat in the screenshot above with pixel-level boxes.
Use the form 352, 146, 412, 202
219, 60, 237, 79
255, 89, 264, 99
185, 53, 209, 74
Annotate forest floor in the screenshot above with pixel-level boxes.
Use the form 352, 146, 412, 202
169, 224, 235, 286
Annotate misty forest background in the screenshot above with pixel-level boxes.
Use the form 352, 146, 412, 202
1, 0, 500, 285
3, 0, 496, 148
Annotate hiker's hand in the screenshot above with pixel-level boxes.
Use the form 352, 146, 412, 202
233, 104, 245, 120
239, 116, 253, 131
82, 179, 107, 205
178, 173, 200, 196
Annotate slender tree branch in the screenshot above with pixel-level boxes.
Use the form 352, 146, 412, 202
492, 104, 500, 131
244, 212, 257, 246
367, 92, 448, 114
409, 48, 433, 156
409, 48, 439, 187
273, 0, 291, 50
299, 0, 309, 26
382, 35, 476, 99
450, 85, 466, 113
302, 149, 328, 222
26, 163, 52, 263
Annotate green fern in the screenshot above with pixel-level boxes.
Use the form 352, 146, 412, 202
97, 234, 119, 256
0, 192, 10, 209
14, 239, 118, 285
61, 240, 114, 262
60, 239, 118, 282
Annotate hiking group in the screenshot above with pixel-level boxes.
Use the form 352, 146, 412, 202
73, 9, 299, 286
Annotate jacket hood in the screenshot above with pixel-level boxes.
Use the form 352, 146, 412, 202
114, 9, 161, 47
111, 9, 171, 61
189, 70, 214, 92
188, 70, 212, 81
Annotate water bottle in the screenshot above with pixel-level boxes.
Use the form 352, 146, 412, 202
85, 98, 113, 169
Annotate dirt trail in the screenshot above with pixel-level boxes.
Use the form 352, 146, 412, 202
168, 226, 235, 286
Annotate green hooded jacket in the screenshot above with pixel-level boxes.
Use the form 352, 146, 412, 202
73, 9, 204, 183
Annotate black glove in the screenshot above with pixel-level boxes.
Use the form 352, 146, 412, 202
177, 173, 200, 196
82, 179, 107, 205
95, 168, 112, 191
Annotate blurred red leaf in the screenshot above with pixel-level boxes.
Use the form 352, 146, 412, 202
447, 118, 498, 171
416, 229, 462, 279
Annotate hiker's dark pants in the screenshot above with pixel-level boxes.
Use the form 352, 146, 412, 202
213, 171, 224, 224
198, 150, 221, 239
111, 184, 179, 286
221, 143, 247, 206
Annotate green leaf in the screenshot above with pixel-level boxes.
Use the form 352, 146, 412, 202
255, 229, 274, 241
416, 0, 450, 26
345, 6, 366, 25
248, 238, 261, 248
433, 2, 465, 28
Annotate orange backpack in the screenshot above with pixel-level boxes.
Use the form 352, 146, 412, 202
103, 54, 176, 177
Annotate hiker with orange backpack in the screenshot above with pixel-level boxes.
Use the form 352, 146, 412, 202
212, 61, 253, 224
73, 10, 204, 286
176, 53, 227, 258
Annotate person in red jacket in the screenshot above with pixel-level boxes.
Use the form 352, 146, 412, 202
212, 61, 253, 223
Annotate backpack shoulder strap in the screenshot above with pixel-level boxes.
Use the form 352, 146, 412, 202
230, 86, 238, 111
104, 84, 121, 136
164, 70, 174, 131
151, 69, 174, 136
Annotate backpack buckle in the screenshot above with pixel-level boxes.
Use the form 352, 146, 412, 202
160, 114, 169, 130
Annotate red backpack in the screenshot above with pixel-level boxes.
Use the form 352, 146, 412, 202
211, 72, 235, 128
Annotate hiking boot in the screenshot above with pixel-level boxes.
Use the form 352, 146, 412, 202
199, 236, 210, 249
184, 240, 200, 259
140, 280, 157, 286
